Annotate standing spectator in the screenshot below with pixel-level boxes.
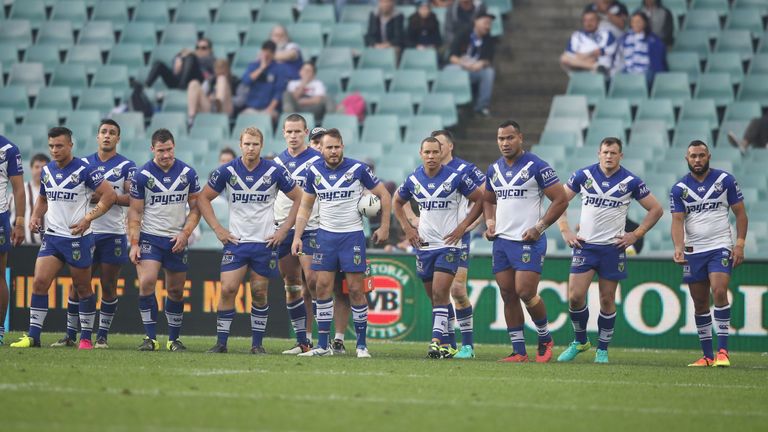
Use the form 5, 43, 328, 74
271, 25, 304, 80
365, 0, 406, 52
614, 12, 667, 83
240, 41, 290, 121
560, 10, 617, 76
187, 59, 238, 123
406, 0, 443, 49
637, 0, 675, 46
444, 0, 487, 50
447, 13, 496, 116
282, 62, 331, 120
585, 0, 629, 39
145, 38, 215, 89
9, 153, 49, 245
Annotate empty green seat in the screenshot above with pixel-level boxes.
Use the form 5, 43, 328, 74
193, 113, 230, 136
0, 86, 30, 113
566, 72, 605, 105
390, 70, 429, 105
672, 120, 713, 147
636, 99, 676, 130
340, 5, 372, 24
406, 115, 443, 133
92, 1, 130, 27
162, 90, 189, 112
35, 87, 73, 111
593, 98, 632, 129
316, 47, 354, 71
694, 73, 735, 106
190, 125, 225, 142
673, 30, 711, 59
748, 53, 768, 74
23, 109, 60, 127
376, 93, 414, 127
608, 74, 648, 105
0, 20, 33, 49
316, 69, 342, 96
433, 68, 472, 105
347, 69, 386, 105
9, 0, 47, 22
133, 2, 170, 24
705, 52, 744, 85
684, 10, 722, 39
149, 113, 187, 136
537, 130, 583, 147
25, 45, 62, 68
161, 24, 198, 46
321, 113, 359, 142
691, 0, 730, 16
286, 23, 324, 59
585, 119, 626, 147
8, 63, 46, 94
400, 48, 439, 82
51, 1, 88, 30
174, 3, 212, 25
107, 43, 146, 76
243, 23, 277, 46
216, 2, 255, 27
233, 113, 273, 140
650, 72, 691, 107
92, 65, 130, 91
623, 143, 662, 160
666, 52, 701, 84
361, 115, 400, 146
257, 3, 294, 25
725, 8, 765, 35
328, 23, 365, 51
358, 47, 397, 79
715, 30, 754, 61
547, 95, 589, 129
723, 101, 761, 121
120, 22, 158, 47
737, 74, 768, 106
78, 21, 116, 49
628, 130, 669, 148
418, 93, 458, 127
733, 0, 768, 14
36, 21, 75, 48
51, 64, 89, 95
77, 88, 116, 114
112, 112, 146, 139
67, 45, 104, 72
298, 4, 336, 25
64, 110, 102, 129
679, 99, 719, 130
204, 23, 240, 54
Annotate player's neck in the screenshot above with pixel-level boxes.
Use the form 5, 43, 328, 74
97, 150, 116, 162
325, 159, 343, 170
241, 156, 261, 171
287, 144, 308, 157
503, 149, 524, 165
441, 155, 453, 165
153, 158, 175, 172
691, 169, 710, 183
423, 165, 442, 177
55, 155, 74, 168
600, 164, 620, 177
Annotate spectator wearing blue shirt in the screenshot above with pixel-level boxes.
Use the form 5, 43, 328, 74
406, 1, 443, 49
614, 12, 667, 83
240, 41, 290, 121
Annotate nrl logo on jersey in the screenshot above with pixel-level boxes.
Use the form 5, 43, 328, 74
584, 179, 593, 190
314, 176, 321, 186
714, 182, 723, 193
70, 173, 80, 183
519, 169, 529, 180
43, 173, 51, 184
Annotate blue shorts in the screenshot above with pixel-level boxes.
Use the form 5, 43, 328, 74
138, 232, 188, 272
311, 229, 367, 273
221, 242, 279, 277
278, 229, 318, 259
458, 232, 471, 269
683, 248, 733, 283
0, 211, 11, 253
93, 233, 129, 265
38, 233, 95, 268
492, 236, 547, 274
416, 247, 461, 281
570, 243, 627, 280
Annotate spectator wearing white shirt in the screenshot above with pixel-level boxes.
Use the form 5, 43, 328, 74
282, 63, 331, 120
9, 153, 49, 245
560, 10, 617, 76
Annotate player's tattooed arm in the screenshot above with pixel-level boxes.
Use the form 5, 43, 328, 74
71, 180, 117, 235
522, 183, 568, 242
10, 174, 26, 246
731, 201, 748, 267
292, 192, 316, 256
171, 193, 201, 253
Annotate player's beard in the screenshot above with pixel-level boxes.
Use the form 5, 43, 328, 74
688, 161, 709, 175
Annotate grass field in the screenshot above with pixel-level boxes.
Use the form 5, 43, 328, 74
1, 332, 766, 432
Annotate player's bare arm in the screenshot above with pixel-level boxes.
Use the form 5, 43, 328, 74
521, 183, 568, 242
730, 201, 748, 267
197, 185, 238, 246
482, 187, 496, 239
671, 211, 687, 265
393, 194, 422, 249
71, 181, 117, 236
171, 192, 201, 253
444, 188, 484, 245
369, 182, 392, 244
615, 194, 663, 249
10, 174, 26, 246
291, 192, 316, 255
29, 193, 47, 235
267, 185, 302, 248
558, 183, 583, 248
128, 197, 144, 264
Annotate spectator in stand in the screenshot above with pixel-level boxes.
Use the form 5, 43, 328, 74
636, 0, 674, 46
444, 0, 487, 50
145, 37, 215, 89
270, 25, 303, 80
219, 148, 236, 165
728, 112, 768, 152
432, 0, 452, 8
9, 153, 49, 245
447, 13, 496, 116
560, 10, 617, 76
282, 62, 331, 120
585, 0, 628, 39
406, 0, 443, 50
240, 41, 290, 120
614, 12, 667, 83
365, 0, 406, 53
187, 59, 238, 123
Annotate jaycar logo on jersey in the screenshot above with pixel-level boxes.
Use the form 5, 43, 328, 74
367, 258, 417, 340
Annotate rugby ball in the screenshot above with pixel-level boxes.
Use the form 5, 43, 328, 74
357, 194, 382, 217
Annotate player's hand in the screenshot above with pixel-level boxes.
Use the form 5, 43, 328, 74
291, 238, 303, 256
129, 244, 141, 265
29, 217, 42, 234
732, 244, 745, 268
266, 227, 289, 248
69, 218, 91, 236
170, 231, 189, 253
371, 226, 389, 245
484, 219, 496, 240
562, 230, 584, 248
403, 226, 422, 249
214, 226, 239, 246
521, 227, 541, 242
673, 248, 687, 264
11, 223, 24, 246
614, 232, 638, 249
443, 223, 467, 246
408, 216, 420, 229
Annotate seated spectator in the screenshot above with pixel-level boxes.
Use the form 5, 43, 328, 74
444, 0, 487, 49
560, 10, 617, 76
365, 0, 405, 52
431, 0, 452, 8
406, 0, 443, 49
187, 59, 238, 122
9, 153, 49, 245
240, 41, 290, 120
637, 0, 674, 46
614, 12, 667, 83
282, 62, 331, 120
270, 25, 303, 80
728, 112, 768, 152
145, 38, 215, 89
585, 0, 628, 39
446, 13, 496, 116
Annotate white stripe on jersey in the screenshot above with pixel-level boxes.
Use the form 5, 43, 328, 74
273, 153, 321, 229
42, 165, 91, 237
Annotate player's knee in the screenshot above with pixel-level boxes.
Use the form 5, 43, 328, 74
711, 287, 729, 305
220, 283, 239, 298
166, 286, 184, 301
451, 292, 470, 309
599, 294, 615, 312
32, 278, 51, 295
523, 294, 541, 308
251, 291, 268, 307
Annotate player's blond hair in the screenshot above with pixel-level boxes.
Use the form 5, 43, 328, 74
239, 127, 263, 143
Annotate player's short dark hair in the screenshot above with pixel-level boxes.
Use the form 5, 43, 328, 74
48, 126, 73, 141
420, 136, 442, 151
688, 140, 709, 150
583, 9, 599, 18
99, 118, 121, 136
262, 40, 277, 52
219, 147, 237, 159
498, 120, 521, 133
600, 137, 623, 151
151, 128, 175, 146
283, 113, 307, 130
322, 128, 344, 145
30, 153, 50, 166
430, 129, 454, 143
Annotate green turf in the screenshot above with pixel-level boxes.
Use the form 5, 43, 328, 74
1, 333, 766, 432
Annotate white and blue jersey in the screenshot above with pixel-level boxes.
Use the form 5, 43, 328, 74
446, 157, 485, 256
397, 165, 477, 250
670, 169, 743, 254
40, 158, 104, 238
208, 157, 296, 243
567, 163, 650, 245
0, 136, 24, 251
273, 147, 322, 230
82, 153, 136, 235
130, 159, 201, 238
565, 29, 617, 68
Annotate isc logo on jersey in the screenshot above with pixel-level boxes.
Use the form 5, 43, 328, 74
366, 258, 417, 340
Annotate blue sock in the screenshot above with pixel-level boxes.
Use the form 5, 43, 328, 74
446, 303, 457, 349
533, 317, 552, 344
250, 304, 269, 347
139, 294, 158, 339
456, 306, 474, 347
287, 298, 308, 344
695, 312, 714, 359
507, 326, 526, 355
96, 298, 118, 340
66, 299, 78, 340
597, 311, 616, 351
713, 305, 730, 351
432, 305, 449, 341
315, 298, 333, 349
570, 305, 589, 344
165, 298, 184, 342
216, 309, 235, 346
28, 294, 49, 341
78, 295, 97, 341
351, 304, 368, 349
